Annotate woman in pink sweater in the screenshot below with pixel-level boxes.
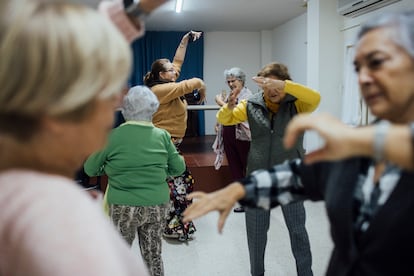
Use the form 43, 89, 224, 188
0, 0, 152, 275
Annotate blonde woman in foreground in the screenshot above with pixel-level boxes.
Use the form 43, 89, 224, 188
0, 0, 150, 275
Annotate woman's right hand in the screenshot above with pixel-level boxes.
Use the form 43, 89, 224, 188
252, 76, 285, 91
183, 183, 246, 233
197, 85, 206, 104
226, 87, 240, 109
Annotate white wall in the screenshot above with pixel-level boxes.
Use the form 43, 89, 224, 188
340, 0, 414, 125
272, 13, 307, 84
268, 0, 343, 151
203, 32, 261, 135
201, 0, 414, 137
202, 19, 307, 136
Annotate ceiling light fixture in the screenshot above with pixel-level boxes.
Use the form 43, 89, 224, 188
175, 0, 183, 13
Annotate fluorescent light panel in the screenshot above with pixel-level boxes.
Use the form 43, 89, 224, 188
175, 0, 183, 13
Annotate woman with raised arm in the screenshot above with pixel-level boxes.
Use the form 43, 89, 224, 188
144, 30, 206, 241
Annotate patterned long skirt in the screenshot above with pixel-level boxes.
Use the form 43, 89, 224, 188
163, 138, 196, 241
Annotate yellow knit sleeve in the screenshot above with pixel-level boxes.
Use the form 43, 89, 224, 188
216, 100, 248, 125
284, 80, 321, 113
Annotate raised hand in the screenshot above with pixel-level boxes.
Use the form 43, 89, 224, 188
187, 30, 202, 42
227, 90, 238, 109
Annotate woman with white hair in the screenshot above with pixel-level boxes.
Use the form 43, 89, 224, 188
84, 86, 186, 276
214, 67, 252, 213
0, 0, 151, 275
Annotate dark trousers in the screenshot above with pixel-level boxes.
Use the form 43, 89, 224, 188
245, 201, 313, 276
222, 125, 250, 180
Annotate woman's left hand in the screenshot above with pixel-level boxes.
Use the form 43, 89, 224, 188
187, 30, 202, 42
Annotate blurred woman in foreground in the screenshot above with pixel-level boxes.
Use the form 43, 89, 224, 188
184, 10, 414, 276
0, 0, 149, 275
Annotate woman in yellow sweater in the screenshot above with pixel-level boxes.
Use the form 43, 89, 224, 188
217, 62, 320, 276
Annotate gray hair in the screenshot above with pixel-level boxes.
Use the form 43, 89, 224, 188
357, 10, 414, 59
224, 67, 246, 85
121, 86, 159, 121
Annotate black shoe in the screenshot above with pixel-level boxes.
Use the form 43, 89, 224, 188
233, 206, 245, 213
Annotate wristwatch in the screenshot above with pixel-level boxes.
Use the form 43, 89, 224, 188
123, 0, 149, 20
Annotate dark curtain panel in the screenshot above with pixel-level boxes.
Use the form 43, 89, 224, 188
128, 31, 205, 136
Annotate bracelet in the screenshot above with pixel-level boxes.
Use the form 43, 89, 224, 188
373, 120, 390, 162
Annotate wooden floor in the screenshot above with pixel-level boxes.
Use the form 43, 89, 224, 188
181, 135, 233, 193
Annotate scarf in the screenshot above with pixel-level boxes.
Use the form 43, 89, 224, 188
264, 95, 280, 114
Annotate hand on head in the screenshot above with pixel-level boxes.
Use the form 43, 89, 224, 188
252, 76, 285, 91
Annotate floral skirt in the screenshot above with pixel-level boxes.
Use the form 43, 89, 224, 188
163, 168, 196, 241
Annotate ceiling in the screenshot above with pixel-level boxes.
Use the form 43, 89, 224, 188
80, 0, 308, 32
145, 0, 308, 32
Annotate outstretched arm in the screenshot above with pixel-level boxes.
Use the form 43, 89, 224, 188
184, 160, 309, 232
284, 113, 414, 170
173, 30, 202, 63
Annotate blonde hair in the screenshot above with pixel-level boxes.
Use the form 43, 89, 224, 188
0, 0, 131, 134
